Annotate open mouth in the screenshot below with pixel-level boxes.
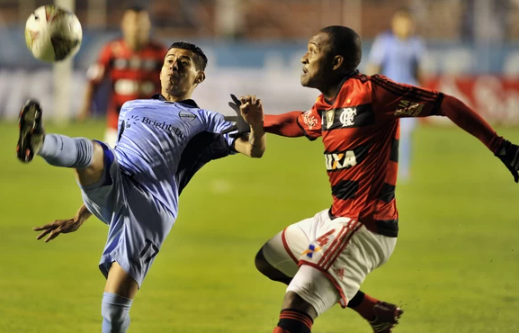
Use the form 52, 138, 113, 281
302, 67, 308, 75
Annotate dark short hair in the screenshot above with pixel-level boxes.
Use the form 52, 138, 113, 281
319, 26, 362, 72
168, 42, 208, 71
125, 4, 147, 13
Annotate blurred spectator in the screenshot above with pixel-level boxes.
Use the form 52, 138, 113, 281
366, 7, 426, 182
78, 5, 167, 147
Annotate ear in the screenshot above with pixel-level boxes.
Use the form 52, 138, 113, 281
195, 71, 206, 85
332, 55, 344, 71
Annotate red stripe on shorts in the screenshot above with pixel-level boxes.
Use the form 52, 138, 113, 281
317, 224, 348, 267
282, 227, 299, 264
323, 221, 362, 271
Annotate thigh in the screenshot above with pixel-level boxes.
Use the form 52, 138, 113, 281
79, 142, 123, 224
105, 261, 139, 299
261, 209, 328, 278
299, 217, 397, 307
99, 185, 176, 288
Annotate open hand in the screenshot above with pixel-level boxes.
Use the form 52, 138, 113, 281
33, 215, 85, 243
239, 95, 264, 129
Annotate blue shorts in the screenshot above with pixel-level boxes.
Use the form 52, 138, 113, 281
79, 141, 176, 287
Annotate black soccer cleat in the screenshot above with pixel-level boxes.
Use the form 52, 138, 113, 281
16, 99, 45, 163
369, 302, 404, 333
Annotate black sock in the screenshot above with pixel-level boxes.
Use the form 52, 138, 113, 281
347, 290, 365, 308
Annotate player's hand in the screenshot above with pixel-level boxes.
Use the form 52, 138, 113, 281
238, 95, 264, 130
227, 94, 250, 136
33, 214, 86, 243
495, 139, 519, 183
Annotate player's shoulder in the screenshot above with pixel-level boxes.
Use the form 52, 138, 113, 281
122, 98, 160, 109
342, 72, 372, 92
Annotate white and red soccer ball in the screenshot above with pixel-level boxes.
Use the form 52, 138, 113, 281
25, 5, 82, 62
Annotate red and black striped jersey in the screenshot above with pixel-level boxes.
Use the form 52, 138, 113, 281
297, 72, 444, 237
88, 39, 167, 129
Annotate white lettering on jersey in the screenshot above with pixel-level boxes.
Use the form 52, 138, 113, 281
325, 150, 357, 171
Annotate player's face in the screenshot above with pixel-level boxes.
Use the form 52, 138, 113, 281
160, 48, 204, 96
392, 13, 413, 39
301, 32, 333, 89
121, 10, 151, 46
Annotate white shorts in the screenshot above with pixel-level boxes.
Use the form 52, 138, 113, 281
263, 209, 396, 314
104, 127, 118, 148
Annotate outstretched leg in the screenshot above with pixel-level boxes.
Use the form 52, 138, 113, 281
102, 262, 139, 333
17, 99, 105, 186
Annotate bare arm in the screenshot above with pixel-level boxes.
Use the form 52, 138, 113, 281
234, 127, 266, 158
33, 204, 92, 242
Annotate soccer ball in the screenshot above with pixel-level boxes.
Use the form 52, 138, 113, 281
25, 5, 82, 62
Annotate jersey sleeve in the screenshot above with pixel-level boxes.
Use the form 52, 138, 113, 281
368, 35, 387, 67
86, 42, 112, 84
200, 109, 238, 153
370, 74, 443, 119
296, 106, 322, 140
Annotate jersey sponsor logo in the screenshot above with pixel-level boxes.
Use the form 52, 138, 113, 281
141, 116, 185, 139
302, 244, 322, 259
179, 110, 197, 121
324, 142, 370, 172
320, 104, 375, 130
302, 109, 318, 129
125, 114, 141, 128
394, 100, 424, 117
325, 150, 357, 171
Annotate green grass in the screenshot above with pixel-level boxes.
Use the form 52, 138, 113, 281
0, 121, 518, 333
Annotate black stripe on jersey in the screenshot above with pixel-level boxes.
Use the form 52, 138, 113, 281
390, 138, 399, 162
373, 75, 438, 99
378, 183, 396, 203
331, 180, 359, 200
372, 75, 439, 104
319, 104, 375, 131
375, 219, 399, 237
373, 77, 445, 116
324, 142, 370, 172
372, 75, 438, 100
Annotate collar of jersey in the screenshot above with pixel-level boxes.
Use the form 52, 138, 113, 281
152, 94, 199, 108
323, 69, 359, 105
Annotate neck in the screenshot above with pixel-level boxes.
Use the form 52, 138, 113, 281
321, 75, 348, 101
126, 39, 145, 51
161, 89, 193, 102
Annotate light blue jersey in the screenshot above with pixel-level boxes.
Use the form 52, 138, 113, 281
115, 97, 236, 218
79, 95, 238, 287
368, 31, 425, 85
